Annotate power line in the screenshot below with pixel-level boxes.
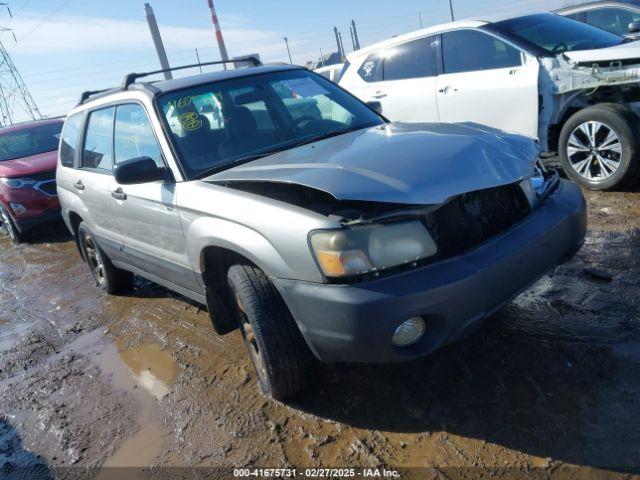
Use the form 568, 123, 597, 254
19, 0, 72, 41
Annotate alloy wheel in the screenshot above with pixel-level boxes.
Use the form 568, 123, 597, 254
0, 209, 17, 242
82, 233, 107, 287
567, 121, 622, 182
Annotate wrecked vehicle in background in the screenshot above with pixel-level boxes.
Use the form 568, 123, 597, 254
56, 63, 587, 399
340, 12, 640, 190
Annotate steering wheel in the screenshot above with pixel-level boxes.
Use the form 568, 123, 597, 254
283, 115, 318, 139
551, 43, 569, 54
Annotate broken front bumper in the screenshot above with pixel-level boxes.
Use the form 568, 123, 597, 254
272, 179, 587, 364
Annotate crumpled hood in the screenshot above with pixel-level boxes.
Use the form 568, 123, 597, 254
206, 122, 539, 205
563, 40, 640, 63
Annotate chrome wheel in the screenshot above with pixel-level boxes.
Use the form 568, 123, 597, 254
82, 232, 107, 287
235, 291, 268, 385
567, 121, 622, 182
0, 208, 17, 242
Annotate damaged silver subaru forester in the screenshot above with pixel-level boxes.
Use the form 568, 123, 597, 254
57, 61, 587, 399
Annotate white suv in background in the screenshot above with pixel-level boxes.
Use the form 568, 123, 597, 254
339, 12, 640, 190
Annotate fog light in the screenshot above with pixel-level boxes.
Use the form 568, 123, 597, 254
9, 203, 27, 215
392, 317, 425, 347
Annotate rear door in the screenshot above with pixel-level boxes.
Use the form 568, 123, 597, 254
110, 103, 198, 291
360, 36, 440, 122
435, 29, 540, 138
74, 106, 124, 260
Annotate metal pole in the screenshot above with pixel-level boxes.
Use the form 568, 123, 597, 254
448, 0, 455, 21
206, 0, 230, 70
349, 25, 356, 51
333, 27, 342, 57
419, 12, 423, 28
144, 3, 172, 80
283, 37, 292, 64
351, 20, 360, 50
338, 31, 345, 59
319, 48, 326, 67
195, 48, 203, 74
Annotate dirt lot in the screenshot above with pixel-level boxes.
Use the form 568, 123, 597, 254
1, 187, 640, 479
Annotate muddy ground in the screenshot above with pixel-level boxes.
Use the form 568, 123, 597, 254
1, 187, 640, 479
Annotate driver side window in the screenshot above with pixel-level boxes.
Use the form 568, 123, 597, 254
442, 30, 522, 74
114, 104, 163, 168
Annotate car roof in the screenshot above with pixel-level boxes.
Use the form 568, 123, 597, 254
555, 0, 640, 13
148, 64, 302, 94
0, 117, 64, 135
346, 12, 557, 61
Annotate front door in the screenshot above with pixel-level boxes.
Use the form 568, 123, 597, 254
436, 29, 540, 139
110, 103, 199, 291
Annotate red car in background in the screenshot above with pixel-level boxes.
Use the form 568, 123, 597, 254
0, 118, 64, 243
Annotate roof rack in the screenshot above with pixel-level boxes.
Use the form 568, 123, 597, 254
121, 56, 262, 90
77, 56, 262, 106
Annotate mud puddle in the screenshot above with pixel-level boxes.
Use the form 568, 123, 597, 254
0, 194, 639, 475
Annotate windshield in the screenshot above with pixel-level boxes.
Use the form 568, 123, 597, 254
158, 69, 384, 179
494, 13, 625, 54
0, 122, 63, 162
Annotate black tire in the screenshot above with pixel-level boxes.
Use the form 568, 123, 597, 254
0, 204, 21, 244
227, 264, 311, 400
559, 103, 640, 190
77, 222, 133, 295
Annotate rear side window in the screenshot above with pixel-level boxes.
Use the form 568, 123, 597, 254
81, 107, 114, 172
60, 114, 83, 168
114, 104, 163, 168
442, 30, 522, 74
358, 53, 383, 82
383, 36, 437, 80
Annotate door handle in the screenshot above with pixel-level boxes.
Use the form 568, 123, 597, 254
372, 91, 387, 99
73, 180, 85, 191
438, 86, 458, 94
111, 188, 127, 201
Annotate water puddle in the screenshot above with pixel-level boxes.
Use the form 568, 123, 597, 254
118, 344, 177, 401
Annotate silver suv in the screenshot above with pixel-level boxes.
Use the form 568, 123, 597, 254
57, 61, 587, 399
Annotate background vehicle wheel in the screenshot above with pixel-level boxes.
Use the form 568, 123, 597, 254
0, 204, 21, 244
227, 264, 311, 400
77, 222, 133, 295
559, 103, 640, 190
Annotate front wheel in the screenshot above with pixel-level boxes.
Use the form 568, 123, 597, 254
0, 204, 21, 244
77, 222, 133, 295
559, 104, 640, 190
227, 264, 311, 400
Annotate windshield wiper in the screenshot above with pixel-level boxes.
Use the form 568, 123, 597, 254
194, 125, 371, 180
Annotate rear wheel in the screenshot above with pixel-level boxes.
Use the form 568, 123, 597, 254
0, 205, 21, 244
77, 222, 133, 295
227, 264, 311, 400
559, 104, 640, 190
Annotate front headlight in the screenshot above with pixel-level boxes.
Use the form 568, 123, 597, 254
520, 165, 547, 207
0, 177, 35, 189
310, 221, 438, 278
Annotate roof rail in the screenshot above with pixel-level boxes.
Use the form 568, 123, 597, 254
78, 88, 112, 105
121, 56, 262, 90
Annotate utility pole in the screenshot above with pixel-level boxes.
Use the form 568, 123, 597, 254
351, 20, 360, 50
195, 48, 203, 73
338, 31, 345, 59
319, 48, 326, 67
283, 36, 292, 64
0, 39, 42, 125
206, 0, 230, 69
333, 26, 343, 58
144, 3, 172, 80
419, 11, 423, 28
448, 0, 455, 21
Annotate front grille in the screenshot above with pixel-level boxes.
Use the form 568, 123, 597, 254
425, 183, 531, 260
35, 179, 57, 197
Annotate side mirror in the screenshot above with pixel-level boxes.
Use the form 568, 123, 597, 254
629, 21, 640, 33
366, 101, 383, 115
114, 156, 165, 185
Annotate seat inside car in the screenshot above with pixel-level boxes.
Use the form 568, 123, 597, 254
218, 106, 274, 159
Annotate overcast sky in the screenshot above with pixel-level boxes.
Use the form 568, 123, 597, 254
4, 0, 577, 121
